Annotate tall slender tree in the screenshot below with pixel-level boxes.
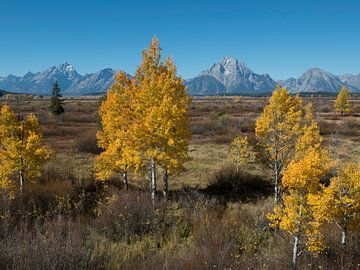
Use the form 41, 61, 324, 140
96, 72, 140, 190
255, 86, 303, 203
268, 118, 332, 270
50, 81, 65, 115
0, 105, 52, 195
132, 38, 191, 201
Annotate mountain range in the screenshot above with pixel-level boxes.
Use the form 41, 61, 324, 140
1, 59, 359, 95
0, 62, 117, 95
186, 58, 360, 95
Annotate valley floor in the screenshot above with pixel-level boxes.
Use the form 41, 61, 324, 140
0, 95, 359, 269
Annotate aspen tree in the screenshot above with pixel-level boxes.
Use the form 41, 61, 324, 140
0, 105, 51, 195
255, 86, 303, 203
229, 135, 250, 173
313, 161, 360, 248
154, 58, 191, 200
96, 38, 190, 200
268, 118, 332, 270
96, 72, 139, 190
133, 38, 190, 200
334, 87, 351, 115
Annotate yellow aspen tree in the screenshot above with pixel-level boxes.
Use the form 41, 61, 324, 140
95, 72, 140, 190
0, 105, 51, 195
96, 38, 190, 201
334, 86, 351, 114
132, 38, 191, 201
255, 86, 303, 203
229, 135, 250, 173
268, 120, 332, 270
153, 58, 191, 200
313, 161, 360, 248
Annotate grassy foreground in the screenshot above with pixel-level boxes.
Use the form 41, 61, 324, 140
0, 96, 359, 269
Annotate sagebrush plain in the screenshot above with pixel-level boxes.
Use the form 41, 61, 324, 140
0, 95, 359, 270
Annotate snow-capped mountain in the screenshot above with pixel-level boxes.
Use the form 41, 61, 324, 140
0, 62, 116, 95
279, 68, 359, 93
186, 57, 276, 95
1, 60, 359, 96
186, 58, 360, 95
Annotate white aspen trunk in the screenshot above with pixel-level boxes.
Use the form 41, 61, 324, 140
341, 227, 347, 247
273, 140, 281, 204
163, 169, 169, 200
341, 226, 348, 270
274, 163, 280, 203
123, 171, 129, 191
19, 154, 24, 193
150, 158, 157, 203
291, 204, 303, 270
19, 170, 24, 193
292, 234, 300, 270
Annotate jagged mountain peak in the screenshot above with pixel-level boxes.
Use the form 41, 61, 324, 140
206, 57, 251, 76
188, 57, 276, 95
56, 62, 78, 76
220, 57, 247, 69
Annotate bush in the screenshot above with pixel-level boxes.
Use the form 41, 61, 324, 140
0, 220, 110, 270
201, 165, 273, 202
75, 130, 102, 154
344, 118, 360, 129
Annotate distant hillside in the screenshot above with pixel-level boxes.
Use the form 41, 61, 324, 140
278, 68, 358, 93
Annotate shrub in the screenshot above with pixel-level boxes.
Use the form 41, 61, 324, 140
201, 165, 272, 202
75, 130, 102, 154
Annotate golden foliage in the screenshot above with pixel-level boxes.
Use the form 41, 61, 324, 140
268, 115, 333, 255
229, 135, 250, 171
334, 86, 351, 114
255, 86, 303, 201
255, 86, 303, 164
312, 161, 360, 233
95, 72, 141, 180
96, 37, 191, 181
0, 105, 52, 193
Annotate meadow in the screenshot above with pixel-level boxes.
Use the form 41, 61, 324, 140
0, 95, 359, 270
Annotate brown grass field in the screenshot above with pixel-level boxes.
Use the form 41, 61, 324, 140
0, 95, 359, 269
1, 95, 359, 189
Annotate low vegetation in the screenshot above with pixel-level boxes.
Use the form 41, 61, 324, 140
0, 39, 359, 269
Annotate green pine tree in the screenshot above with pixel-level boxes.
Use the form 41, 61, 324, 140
50, 81, 65, 115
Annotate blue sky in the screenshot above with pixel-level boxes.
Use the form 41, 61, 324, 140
1, 0, 360, 79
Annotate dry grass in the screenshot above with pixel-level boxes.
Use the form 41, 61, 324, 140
0, 95, 359, 269
1, 95, 359, 187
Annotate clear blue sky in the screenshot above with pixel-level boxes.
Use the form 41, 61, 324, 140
1, 0, 360, 79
